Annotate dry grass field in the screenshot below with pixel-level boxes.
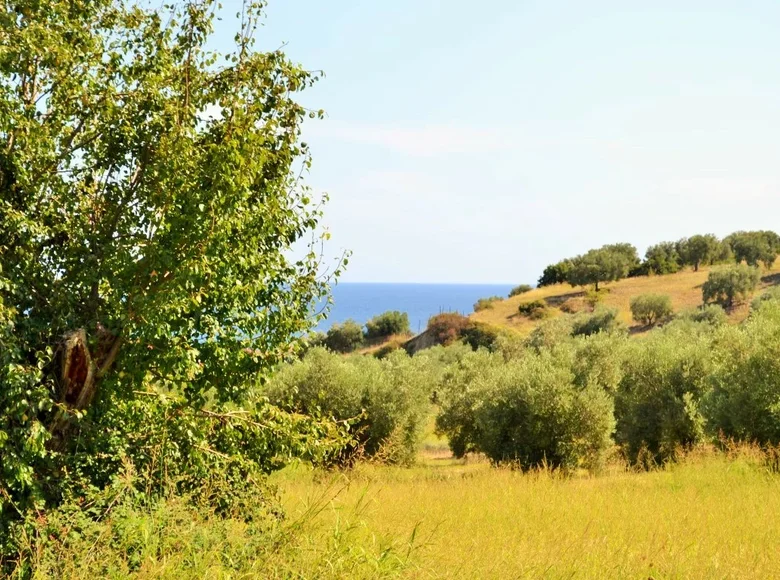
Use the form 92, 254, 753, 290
471, 264, 780, 336
274, 445, 780, 579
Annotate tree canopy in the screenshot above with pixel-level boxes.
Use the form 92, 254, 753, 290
0, 0, 343, 514
567, 245, 637, 291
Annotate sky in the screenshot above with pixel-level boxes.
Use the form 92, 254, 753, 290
215, 0, 780, 284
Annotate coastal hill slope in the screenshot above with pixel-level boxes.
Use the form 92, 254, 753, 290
471, 264, 780, 336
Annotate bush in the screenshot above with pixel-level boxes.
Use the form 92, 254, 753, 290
509, 284, 533, 297
526, 316, 575, 352
364, 311, 410, 340
706, 302, 780, 445
460, 321, 503, 351
702, 264, 760, 308
436, 350, 615, 470
751, 286, 780, 312
571, 307, 624, 337
473, 296, 503, 312
615, 325, 714, 465
324, 320, 365, 353
426, 312, 470, 346
518, 299, 547, 317
584, 288, 608, 309
677, 305, 728, 326
267, 348, 435, 464
630, 294, 673, 326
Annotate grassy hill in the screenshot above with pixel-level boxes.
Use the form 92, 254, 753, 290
471, 264, 780, 336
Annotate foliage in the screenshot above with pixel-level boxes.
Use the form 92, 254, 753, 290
364, 311, 410, 340
571, 307, 624, 337
677, 305, 728, 327
426, 313, 470, 347
725, 230, 780, 268
324, 320, 364, 353
460, 321, 504, 352
584, 287, 607, 309
615, 325, 714, 465
267, 348, 435, 465
436, 350, 615, 470
702, 265, 760, 308
677, 234, 719, 271
567, 245, 637, 291
751, 286, 780, 312
473, 296, 503, 312
644, 242, 682, 275
0, 0, 345, 524
629, 294, 673, 326
525, 316, 575, 352
537, 260, 573, 287
706, 302, 780, 445
517, 299, 547, 317
508, 284, 533, 297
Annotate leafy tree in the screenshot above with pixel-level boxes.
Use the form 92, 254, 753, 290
364, 310, 410, 340
702, 265, 760, 308
630, 294, 673, 326
677, 234, 719, 271
537, 260, 572, 287
567, 245, 637, 291
325, 320, 364, 353
0, 0, 343, 515
508, 284, 533, 297
643, 242, 681, 275
725, 231, 780, 268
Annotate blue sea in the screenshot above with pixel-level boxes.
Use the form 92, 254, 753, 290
314, 283, 516, 334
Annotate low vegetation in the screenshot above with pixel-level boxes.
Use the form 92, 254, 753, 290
630, 293, 674, 326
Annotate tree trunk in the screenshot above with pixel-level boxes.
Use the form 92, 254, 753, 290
48, 327, 121, 450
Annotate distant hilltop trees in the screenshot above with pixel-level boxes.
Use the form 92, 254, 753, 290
538, 230, 780, 290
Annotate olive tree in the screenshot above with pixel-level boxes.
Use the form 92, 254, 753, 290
702, 265, 760, 308
725, 231, 779, 268
0, 0, 345, 513
630, 294, 673, 326
567, 245, 637, 291
677, 234, 719, 271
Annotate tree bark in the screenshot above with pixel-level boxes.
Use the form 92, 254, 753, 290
48, 327, 121, 450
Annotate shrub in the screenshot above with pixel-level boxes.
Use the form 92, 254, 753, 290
615, 325, 714, 465
426, 313, 470, 346
571, 307, 624, 337
324, 320, 365, 353
584, 288, 608, 309
751, 286, 780, 311
677, 305, 728, 326
509, 284, 533, 297
526, 316, 575, 351
267, 348, 435, 464
518, 299, 547, 317
460, 321, 503, 351
706, 302, 780, 446
630, 294, 673, 326
436, 350, 615, 471
702, 264, 760, 308
364, 311, 410, 340
473, 296, 503, 312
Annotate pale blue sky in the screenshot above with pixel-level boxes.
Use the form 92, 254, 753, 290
220, 1, 780, 283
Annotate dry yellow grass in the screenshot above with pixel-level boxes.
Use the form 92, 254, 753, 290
472, 264, 780, 336
275, 447, 780, 579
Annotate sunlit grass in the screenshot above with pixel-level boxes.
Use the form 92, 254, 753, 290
472, 264, 780, 336
275, 447, 780, 578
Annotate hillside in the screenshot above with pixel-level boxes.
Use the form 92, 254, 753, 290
471, 264, 780, 336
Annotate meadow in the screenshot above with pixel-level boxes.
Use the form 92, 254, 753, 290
274, 445, 780, 579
